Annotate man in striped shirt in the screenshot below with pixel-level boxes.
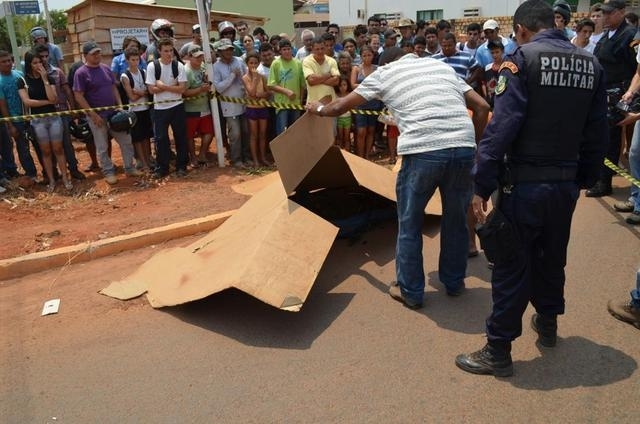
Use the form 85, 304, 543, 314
306, 53, 490, 309
432, 33, 483, 88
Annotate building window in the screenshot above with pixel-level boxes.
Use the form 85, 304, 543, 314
417, 9, 443, 22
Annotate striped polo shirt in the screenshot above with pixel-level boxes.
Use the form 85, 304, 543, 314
431, 50, 480, 80
354, 54, 476, 155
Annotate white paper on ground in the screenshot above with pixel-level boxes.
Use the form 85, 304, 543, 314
41, 299, 60, 316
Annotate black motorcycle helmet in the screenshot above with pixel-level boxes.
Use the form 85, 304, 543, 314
108, 110, 137, 132
69, 118, 93, 142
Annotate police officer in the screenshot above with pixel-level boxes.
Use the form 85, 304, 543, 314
455, 0, 608, 377
587, 0, 637, 197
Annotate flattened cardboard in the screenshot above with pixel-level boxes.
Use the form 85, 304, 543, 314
144, 182, 338, 310
104, 113, 407, 311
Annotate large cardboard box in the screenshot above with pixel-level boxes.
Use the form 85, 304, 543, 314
101, 113, 402, 311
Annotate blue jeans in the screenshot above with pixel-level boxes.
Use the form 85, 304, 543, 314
629, 121, 640, 213
275, 109, 301, 136
487, 182, 579, 343
60, 116, 78, 171
395, 147, 475, 303
31, 116, 63, 143
632, 269, 640, 308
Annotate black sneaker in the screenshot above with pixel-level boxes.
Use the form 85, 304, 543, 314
530, 313, 557, 347
455, 343, 513, 377
69, 169, 86, 180
6, 169, 21, 179
151, 171, 168, 180
446, 282, 465, 297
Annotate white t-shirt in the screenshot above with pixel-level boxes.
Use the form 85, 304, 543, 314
145, 60, 187, 110
354, 54, 475, 155
120, 69, 149, 112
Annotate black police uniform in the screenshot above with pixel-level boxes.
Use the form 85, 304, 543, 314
473, 29, 608, 344
591, 19, 637, 194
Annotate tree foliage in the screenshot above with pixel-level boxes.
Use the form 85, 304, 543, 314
0, 9, 67, 52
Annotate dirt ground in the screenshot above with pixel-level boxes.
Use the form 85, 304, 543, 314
0, 140, 269, 260
0, 138, 396, 260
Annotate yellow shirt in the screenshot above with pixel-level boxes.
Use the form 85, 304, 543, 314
302, 54, 340, 103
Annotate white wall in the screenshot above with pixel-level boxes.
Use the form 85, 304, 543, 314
329, 0, 527, 26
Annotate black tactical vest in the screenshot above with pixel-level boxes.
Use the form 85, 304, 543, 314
594, 21, 637, 87
510, 41, 602, 164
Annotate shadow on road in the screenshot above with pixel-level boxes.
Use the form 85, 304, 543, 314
510, 336, 637, 389
421, 270, 491, 334
164, 221, 399, 349
165, 288, 354, 350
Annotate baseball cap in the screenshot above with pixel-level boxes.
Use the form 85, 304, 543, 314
188, 45, 204, 57
483, 19, 499, 31
82, 41, 101, 55
192, 24, 201, 33
383, 29, 399, 39
216, 38, 234, 50
600, 0, 626, 13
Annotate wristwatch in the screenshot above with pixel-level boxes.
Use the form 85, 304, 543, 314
316, 105, 324, 116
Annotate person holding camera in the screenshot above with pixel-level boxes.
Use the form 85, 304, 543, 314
608, 42, 640, 226
586, 0, 637, 197
456, 0, 608, 377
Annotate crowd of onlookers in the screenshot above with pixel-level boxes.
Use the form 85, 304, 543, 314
0, 3, 638, 193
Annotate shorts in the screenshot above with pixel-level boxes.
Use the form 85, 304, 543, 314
131, 109, 153, 143
387, 124, 399, 139
337, 115, 352, 129
245, 107, 269, 121
354, 111, 379, 128
31, 116, 63, 144
186, 113, 214, 139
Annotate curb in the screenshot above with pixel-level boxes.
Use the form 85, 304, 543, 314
0, 210, 235, 281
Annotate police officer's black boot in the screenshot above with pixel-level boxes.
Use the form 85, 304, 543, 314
455, 341, 513, 377
585, 180, 612, 197
530, 313, 557, 347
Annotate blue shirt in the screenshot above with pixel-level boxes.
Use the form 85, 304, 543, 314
476, 36, 517, 68
0, 69, 24, 116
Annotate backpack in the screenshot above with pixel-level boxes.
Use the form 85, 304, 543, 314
118, 68, 146, 108
153, 59, 179, 81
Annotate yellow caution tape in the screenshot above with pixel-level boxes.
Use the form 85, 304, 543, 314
214, 94, 386, 115
0, 92, 388, 124
604, 158, 640, 189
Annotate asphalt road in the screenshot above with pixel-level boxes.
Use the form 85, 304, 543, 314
1, 178, 639, 423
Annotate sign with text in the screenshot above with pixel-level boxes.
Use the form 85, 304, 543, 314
11, 1, 40, 15
109, 28, 150, 51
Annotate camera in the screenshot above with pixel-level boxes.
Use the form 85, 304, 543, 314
607, 87, 640, 125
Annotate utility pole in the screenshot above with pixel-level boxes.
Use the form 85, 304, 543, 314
42, 0, 54, 43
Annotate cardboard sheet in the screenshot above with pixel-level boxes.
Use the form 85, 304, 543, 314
102, 113, 432, 311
